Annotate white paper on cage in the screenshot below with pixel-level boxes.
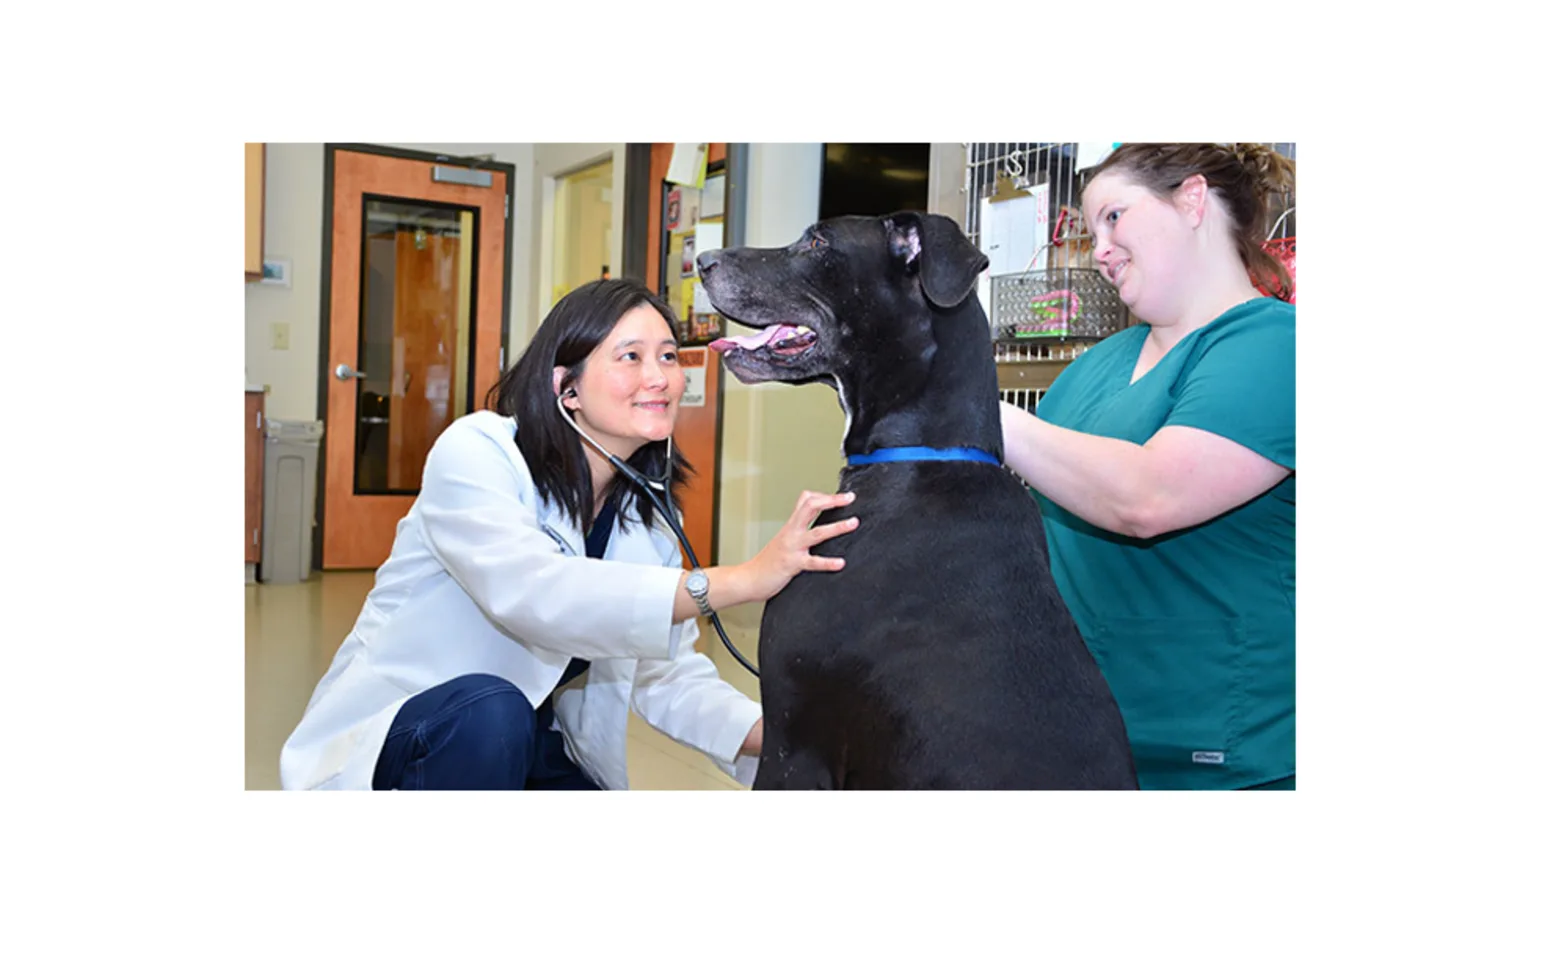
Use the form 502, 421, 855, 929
979, 183, 1049, 278
976, 265, 992, 327
976, 183, 1049, 324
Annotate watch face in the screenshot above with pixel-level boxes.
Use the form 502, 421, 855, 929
688, 570, 708, 593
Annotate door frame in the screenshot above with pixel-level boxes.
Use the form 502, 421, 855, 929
537, 152, 616, 335
313, 143, 517, 571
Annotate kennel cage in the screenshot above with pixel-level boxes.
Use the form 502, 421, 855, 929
964, 143, 1124, 351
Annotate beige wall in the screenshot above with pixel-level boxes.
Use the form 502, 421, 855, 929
928, 142, 968, 224
244, 143, 327, 421
532, 144, 626, 336
558, 162, 615, 300
715, 143, 846, 610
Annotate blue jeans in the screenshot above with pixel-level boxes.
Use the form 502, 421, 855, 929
371, 673, 600, 790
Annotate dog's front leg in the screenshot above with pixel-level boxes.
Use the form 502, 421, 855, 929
754, 746, 836, 790
753, 711, 838, 790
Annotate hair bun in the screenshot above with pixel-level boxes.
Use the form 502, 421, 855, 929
1232, 143, 1295, 196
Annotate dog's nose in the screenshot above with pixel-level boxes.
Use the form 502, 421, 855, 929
696, 250, 719, 276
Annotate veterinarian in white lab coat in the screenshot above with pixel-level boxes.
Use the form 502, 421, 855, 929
281, 279, 857, 790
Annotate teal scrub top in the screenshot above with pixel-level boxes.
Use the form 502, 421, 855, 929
1033, 297, 1295, 789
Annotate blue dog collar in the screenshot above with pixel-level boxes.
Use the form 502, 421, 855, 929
846, 446, 1002, 467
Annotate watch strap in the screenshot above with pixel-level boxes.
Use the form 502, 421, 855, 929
686, 568, 715, 619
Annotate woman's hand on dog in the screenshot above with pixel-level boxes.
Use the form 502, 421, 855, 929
673, 490, 857, 622
741, 490, 858, 603
739, 718, 763, 757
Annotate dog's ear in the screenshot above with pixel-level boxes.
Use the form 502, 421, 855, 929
887, 212, 989, 309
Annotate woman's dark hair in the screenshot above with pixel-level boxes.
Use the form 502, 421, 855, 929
1086, 143, 1296, 301
486, 278, 692, 537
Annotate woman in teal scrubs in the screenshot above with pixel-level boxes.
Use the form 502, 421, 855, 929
999, 143, 1295, 790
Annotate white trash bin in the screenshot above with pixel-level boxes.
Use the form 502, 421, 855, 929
261, 418, 323, 583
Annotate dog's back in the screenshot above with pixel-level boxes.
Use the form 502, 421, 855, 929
701, 211, 1137, 789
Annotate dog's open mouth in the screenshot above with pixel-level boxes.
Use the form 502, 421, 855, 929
710, 323, 819, 360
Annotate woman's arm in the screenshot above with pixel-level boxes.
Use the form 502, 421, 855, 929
669, 489, 858, 621
739, 719, 762, 756
1000, 402, 1291, 539
419, 423, 694, 662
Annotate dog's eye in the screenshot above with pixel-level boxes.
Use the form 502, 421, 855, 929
808, 235, 828, 250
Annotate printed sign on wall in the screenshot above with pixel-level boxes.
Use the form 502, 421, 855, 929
678, 348, 707, 407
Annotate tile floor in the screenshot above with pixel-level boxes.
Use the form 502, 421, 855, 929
245, 570, 765, 790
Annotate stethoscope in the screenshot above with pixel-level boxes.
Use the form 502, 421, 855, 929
555, 390, 760, 677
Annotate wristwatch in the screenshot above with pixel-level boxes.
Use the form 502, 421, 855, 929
684, 568, 714, 618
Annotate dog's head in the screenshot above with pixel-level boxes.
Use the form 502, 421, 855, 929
699, 212, 988, 399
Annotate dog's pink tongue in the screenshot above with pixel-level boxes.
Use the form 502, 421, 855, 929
711, 324, 787, 353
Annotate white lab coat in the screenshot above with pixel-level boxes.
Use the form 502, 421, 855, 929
279, 410, 761, 790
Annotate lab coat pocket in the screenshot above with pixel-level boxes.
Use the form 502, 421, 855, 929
1094, 617, 1241, 784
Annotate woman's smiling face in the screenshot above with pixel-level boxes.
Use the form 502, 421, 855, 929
563, 302, 685, 460
1082, 171, 1201, 324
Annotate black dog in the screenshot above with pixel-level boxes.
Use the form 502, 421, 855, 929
699, 212, 1138, 789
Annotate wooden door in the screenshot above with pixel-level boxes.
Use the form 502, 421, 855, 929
322, 147, 508, 569
550, 159, 615, 307
245, 143, 265, 279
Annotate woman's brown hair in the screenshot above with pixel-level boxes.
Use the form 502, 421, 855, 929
1086, 143, 1295, 301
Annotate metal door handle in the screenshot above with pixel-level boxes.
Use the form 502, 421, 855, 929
334, 363, 366, 381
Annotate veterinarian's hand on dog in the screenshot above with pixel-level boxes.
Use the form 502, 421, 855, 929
742, 490, 858, 602
740, 718, 763, 756
672, 491, 857, 623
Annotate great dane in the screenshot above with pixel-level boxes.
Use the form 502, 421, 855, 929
698, 211, 1137, 789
